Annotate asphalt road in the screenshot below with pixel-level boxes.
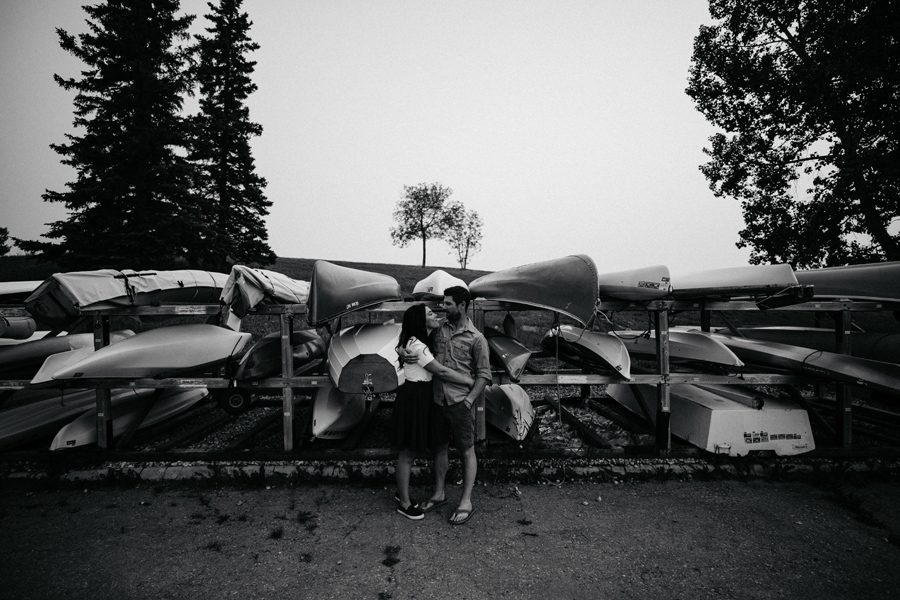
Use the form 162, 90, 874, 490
2, 478, 899, 599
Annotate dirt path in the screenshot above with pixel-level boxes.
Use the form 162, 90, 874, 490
2, 479, 899, 599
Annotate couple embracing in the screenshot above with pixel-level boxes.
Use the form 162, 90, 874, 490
392, 286, 491, 525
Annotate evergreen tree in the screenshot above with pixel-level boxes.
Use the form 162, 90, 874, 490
0, 227, 10, 257
190, 0, 274, 271
19, 1, 200, 270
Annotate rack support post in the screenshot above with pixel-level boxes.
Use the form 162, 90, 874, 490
653, 305, 672, 453
473, 303, 486, 442
93, 314, 114, 449
835, 310, 852, 448
280, 310, 295, 451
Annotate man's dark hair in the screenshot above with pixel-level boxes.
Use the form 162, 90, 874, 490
443, 285, 471, 307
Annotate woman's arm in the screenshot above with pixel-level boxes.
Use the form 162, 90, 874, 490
423, 359, 474, 387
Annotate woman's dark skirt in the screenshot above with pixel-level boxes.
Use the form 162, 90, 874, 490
392, 380, 433, 453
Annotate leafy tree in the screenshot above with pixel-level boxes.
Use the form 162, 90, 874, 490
390, 182, 456, 267
0, 227, 10, 257
190, 0, 274, 271
687, 1, 900, 267
443, 203, 483, 269
18, 1, 199, 270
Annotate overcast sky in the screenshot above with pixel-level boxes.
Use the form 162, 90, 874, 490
0, 0, 752, 277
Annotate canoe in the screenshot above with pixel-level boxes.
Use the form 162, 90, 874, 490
606, 383, 815, 456
597, 265, 671, 301
541, 325, 631, 379
0, 280, 43, 304
795, 261, 900, 303
311, 384, 367, 439
0, 316, 36, 340
412, 270, 468, 300
484, 384, 535, 441
484, 327, 532, 380
306, 261, 402, 327
671, 264, 798, 299
0, 387, 148, 450
613, 330, 743, 368
234, 329, 326, 381
49, 387, 207, 450
48, 324, 251, 380
219, 266, 309, 327
327, 323, 404, 394
468, 255, 598, 325
705, 331, 900, 396
734, 326, 900, 363
25, 269, 228, 329
0, 330, 134, 380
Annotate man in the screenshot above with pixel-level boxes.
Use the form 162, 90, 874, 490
402, 285, 491, 525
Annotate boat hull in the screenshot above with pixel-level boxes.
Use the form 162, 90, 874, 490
327, 323, 403, 393
484, 327, 532, 380
606, 383, 815, 456
412, 270, 468, 300
542, 325, 631, 379
615, 330, 743, 367
234, 329, 326, 381
1, 330, 134, 381
311, 384, 367, 439
672, 264, 798, 299
597, 265, 671, 301
469, 255, 598, 325
306, 261, 402, 327
484, 384, 535, 441
795, 261, 900, 302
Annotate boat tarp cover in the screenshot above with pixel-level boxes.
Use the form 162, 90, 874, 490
306, 261, 402, 326
220, 266, 310, 319
25, 269, 228, 327
468, 255, 598, 325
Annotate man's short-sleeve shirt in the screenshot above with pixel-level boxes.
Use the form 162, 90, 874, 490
432, 316, 491, 406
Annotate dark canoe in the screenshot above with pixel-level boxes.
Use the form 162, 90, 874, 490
484, 327, 532, 381
468, 255, 598, 325
736, 326, 900, 364
795, 261, 900, 302
306, 261, 402, 327
708, 332, 900, 397
234, 329, 326, 381
25, 269, 228, 329
671, 264, 798, 299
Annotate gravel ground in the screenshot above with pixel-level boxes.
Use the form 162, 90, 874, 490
2, 478, 900, 600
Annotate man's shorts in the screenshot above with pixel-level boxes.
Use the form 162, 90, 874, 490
430, 400, 475, 453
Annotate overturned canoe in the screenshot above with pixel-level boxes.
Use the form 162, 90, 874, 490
734, 326, 900, 364
613, 330, 743, 368
469, 255, 598, 325
542, 325, 631, 379
234, 329, 326, 381
597, 265, 671, 302
671, 264, 798, 299
0, 316, 36, 340
306, 261, 402, 327
48, 324, 251, 380
0, 387, 148, 451
412, 270, 468, 300
0, 330, 134, 380
795, 261, 900, 303
311, 384, 367, 439
25, 269, 228, 329
49, 387, 207, 451
327, 323, 403, 394
219, 266, 309, 325
484, 327, 532, 380
606, 383, 815, 457
484, 384, 535, 441
705, 331, 900, 396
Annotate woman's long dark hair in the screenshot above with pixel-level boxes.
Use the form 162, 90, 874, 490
399, 304, 431, 352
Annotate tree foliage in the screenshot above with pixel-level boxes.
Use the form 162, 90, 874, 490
18, 0, 199, 270
190, 0, 274, 271
0, 227, 10, 257
390, 182, 457, 267
687, 0, 900, 268
443, 203, 483, 269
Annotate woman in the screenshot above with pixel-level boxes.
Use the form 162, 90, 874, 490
393, 303, 474, 520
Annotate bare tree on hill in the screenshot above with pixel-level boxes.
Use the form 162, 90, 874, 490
390, 182, 457, 267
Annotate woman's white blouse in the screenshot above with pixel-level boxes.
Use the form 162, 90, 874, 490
403, 337, 434, 382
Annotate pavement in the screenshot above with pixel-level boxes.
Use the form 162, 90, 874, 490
2, 475, 900, 599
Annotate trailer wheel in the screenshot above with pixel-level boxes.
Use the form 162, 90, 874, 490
218, 389, 252, 415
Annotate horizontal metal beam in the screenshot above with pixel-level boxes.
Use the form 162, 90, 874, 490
512, 373, 818, 386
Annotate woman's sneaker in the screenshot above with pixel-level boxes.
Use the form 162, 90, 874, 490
396, 503, 424, 520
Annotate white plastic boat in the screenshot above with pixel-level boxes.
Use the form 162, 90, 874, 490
311, 384, 367, 439
484, 384, 535, 441
327, 323, 403, 394
606, 383, 815, 456
412, 270, 468, 300
597, 265, 671, 301
542, 325, 631, 379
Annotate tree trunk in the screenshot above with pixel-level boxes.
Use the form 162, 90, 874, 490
421, 233, 426, 267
